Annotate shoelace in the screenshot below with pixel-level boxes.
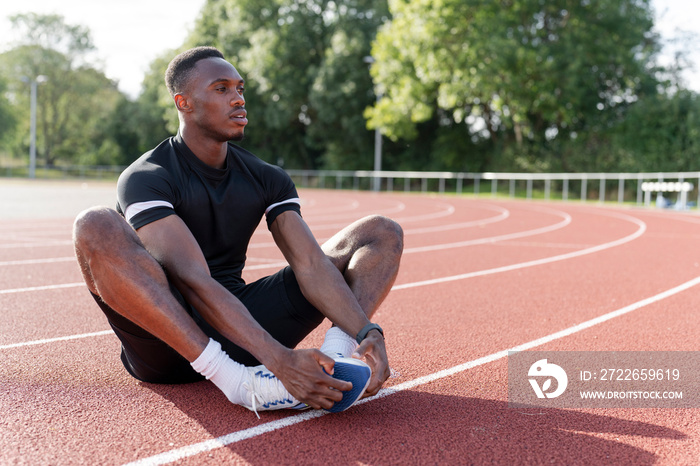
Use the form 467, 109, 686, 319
245, 369, 296, 418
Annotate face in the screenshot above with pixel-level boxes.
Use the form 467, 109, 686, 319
178, 57, 248, 142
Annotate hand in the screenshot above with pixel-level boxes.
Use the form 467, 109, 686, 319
269, 348, 352, 410
352, 329, 390, 397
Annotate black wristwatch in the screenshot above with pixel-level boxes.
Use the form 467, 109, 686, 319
356, 323, 384, 344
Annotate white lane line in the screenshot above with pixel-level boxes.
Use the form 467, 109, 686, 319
493, 241, 594, 250
404, 207, 570, 253
0, 282, 84, 295
310, 201, 451, 231
0, 211, 644, 351
123, 272, 700, 466
299, 199, 358, 215
0, 210, 643, 297
403, 204, 509, 234
0, 240, 73, 249
0, 257, 75, 266
0, 330, 113, 350
395, 210, 645, 289
304, 200, 406, 223
247, 204, 565, 260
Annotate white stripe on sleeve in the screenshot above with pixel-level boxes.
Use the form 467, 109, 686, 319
265, 198, 301, 215
124, 200, 174, 223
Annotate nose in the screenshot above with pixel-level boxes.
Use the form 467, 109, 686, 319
231, 90, 244, 106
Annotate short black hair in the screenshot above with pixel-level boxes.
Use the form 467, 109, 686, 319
165, 46, 225, 96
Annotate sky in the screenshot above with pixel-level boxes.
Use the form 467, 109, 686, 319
0, 0, 698, 98
0, 0, 207, 98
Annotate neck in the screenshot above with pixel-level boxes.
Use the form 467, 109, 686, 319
179, 125, 228, 169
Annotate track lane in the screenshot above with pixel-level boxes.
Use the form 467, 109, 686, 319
2, 188, 700, 465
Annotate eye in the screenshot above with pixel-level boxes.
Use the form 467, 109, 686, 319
216, 86, 227, 93
237, 86, 245, 95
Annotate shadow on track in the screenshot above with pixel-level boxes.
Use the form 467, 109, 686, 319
142, 383, 686, 465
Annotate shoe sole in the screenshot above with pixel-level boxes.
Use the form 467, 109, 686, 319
326, 358, 372, 413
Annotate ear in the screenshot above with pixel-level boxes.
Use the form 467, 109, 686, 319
174, 94, 192, 113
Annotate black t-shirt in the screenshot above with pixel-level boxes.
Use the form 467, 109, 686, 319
116, 134, 300, 290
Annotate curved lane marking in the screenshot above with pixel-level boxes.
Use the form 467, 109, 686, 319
0, 209, 643, 294
304, 200, 407, 224
309, 200, 450, 231
404, 204, 570, 254
395, 209, 645, 288
403, 204, 509, 234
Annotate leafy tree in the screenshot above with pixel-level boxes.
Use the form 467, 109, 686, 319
366, 0, 662, 172
607, 90, 700, 172
0, 76, 17, 153
0, 13, 150, 168
1, 14, 107, 166
181, 0, 389, 169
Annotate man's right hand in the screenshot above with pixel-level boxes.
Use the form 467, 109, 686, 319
268, 348, 352, 410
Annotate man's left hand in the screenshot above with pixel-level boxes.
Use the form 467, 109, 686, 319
352, 329, 390, 397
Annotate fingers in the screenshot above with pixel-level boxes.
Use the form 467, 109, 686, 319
278, 349, 353, 409
313, 351, 356, 391
353, 333, 390, 398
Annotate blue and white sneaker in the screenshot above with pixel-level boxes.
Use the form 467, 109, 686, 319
242, 357, 371, 417
325, 357, 372, 413
243, 366, 307, 418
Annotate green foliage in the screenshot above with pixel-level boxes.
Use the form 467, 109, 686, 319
367, 0, 664, 171
608, 90, 700, 171
0, 76, 17, 148
0, 13, 170, 169
181, 0, 389, 169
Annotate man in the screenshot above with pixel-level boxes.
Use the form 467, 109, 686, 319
72, 46, 403, 415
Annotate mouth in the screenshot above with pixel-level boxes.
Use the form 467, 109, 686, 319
230, 109, 248, 125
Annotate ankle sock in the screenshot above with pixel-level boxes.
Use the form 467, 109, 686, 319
190, 338, 248, 405
320, 326, 358, 358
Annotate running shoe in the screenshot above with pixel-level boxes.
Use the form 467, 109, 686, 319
242, 357, 371, 416
325, 357, 372, 413
242, 366, 306, 417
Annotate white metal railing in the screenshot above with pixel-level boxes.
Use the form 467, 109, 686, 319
285, 170, 700, 209
3, 164, 699, 209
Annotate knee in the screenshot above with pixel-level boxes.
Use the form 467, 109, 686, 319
363, 215, 404, 256
73, 206, 130, 253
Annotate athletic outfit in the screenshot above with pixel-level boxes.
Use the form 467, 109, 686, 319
94, 134, 324, 383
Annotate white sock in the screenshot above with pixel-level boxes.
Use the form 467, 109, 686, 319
320, 326, 357, 358
190, 338, 248, 405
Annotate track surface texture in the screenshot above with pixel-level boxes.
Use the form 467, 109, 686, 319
1, 179, 699, 465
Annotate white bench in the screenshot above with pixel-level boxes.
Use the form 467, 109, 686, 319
641, 181, 694, 209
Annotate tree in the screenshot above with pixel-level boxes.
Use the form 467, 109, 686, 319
608, 90, 700, 172
180, 0, 390, 169
366, 0, 662, 172
0, 14, 131, 167
0, 76, 17, 153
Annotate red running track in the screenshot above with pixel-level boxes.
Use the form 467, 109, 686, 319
1, 182, 700, 465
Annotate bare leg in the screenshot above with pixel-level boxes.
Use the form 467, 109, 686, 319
73, 206, 208, 362
321, 215, 403, 319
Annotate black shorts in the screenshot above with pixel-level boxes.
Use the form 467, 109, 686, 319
92, 266, 325, 384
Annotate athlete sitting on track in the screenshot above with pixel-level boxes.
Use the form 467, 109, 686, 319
72, 46, 403, 415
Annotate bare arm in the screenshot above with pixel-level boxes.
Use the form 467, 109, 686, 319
270, 211, 389, 395
136, 214, 350, 408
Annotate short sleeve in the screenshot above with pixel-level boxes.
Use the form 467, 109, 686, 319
117, 161, 177, 230
262, 165, 301, 229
